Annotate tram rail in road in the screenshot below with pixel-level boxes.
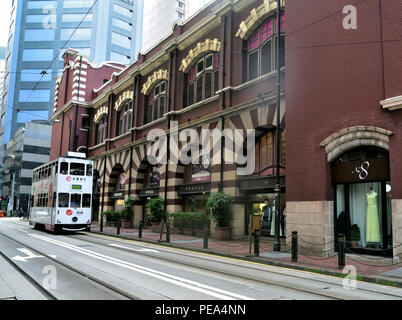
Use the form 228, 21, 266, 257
1, 218, 402, 300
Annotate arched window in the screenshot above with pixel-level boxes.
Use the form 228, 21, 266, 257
185, 53, 219, 107
247, 14, 285, 81
144, 81, 166, 124
116, 100, 133, 136
96, 116, 107, 145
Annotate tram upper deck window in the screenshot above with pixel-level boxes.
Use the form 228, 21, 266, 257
60, 162, 68, 175
83, 194, 91, 208
71, 194, 81, 208
58, 193, 69, 207
86, 164, 93, 176
70, 163, 85, 176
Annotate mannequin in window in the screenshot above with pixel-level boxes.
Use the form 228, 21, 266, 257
261, 200, 271, 236
366, 184, 381, 243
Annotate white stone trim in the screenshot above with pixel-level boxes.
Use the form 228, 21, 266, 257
380, 95, 402, 111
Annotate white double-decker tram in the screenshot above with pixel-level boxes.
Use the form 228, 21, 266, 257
29, 152, 93, 233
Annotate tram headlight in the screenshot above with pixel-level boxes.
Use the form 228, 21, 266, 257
66, 210, 73, 216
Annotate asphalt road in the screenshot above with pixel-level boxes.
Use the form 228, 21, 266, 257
0, 218, 401, 300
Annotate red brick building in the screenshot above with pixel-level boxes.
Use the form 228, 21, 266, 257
286, 0, 402, 259
50, 0, 286, 240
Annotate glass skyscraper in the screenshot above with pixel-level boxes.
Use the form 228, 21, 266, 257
0, 0, 144, 194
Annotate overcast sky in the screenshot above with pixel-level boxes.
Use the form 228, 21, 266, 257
0, 1, 12, 48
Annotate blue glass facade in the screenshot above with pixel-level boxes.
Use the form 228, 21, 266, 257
0, 0, 144, 194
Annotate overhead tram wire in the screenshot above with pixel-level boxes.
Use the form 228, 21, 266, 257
20, 0, 98, 107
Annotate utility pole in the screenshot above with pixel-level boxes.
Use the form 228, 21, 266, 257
274, 0, 282, 252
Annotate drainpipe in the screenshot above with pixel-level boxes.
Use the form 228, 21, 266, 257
274, 0, 282, 252
220, 15, 227, 192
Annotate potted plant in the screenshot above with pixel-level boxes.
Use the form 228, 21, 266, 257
205, 191, 233, 241
121, 196, 135, 228
350, 224, 361, 247
146, 197, 164, 232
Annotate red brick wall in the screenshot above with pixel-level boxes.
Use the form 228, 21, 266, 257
286, 0, 402, 200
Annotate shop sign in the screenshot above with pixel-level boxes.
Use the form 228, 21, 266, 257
178, 183, 211, 195
192, 162, 210, 183
110, 191, 124, 199
149, 166, 160, 188
332, 158, 390, 184
139, 188, 160, 198
119, 173, 126, 185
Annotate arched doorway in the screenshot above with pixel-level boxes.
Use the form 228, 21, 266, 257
109, 164, 126, 212
332, 146, 393, 256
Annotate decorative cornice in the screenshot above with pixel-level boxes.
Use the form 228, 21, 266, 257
179, 39, 221, 73
141, 69, 168, 95
94, 105, 108, 124
380, 95, 402, 111
114, 90, 134, 111
235, 0, 285, 40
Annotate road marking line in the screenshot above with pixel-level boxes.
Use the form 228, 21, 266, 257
29, 233, 253, 300
12, 248, 44, 262
88, 233, 402, 290
108, 243, 160, 253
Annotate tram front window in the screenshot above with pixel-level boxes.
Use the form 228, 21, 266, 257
71, 194, 81, 208
58, 193, 69, 208
70, 163, 85, 176
60, 162, 68, 175
87, 164, 93, 176
83, 194, 91, 208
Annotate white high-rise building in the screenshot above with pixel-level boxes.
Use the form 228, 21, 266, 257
141, 0, 212, 53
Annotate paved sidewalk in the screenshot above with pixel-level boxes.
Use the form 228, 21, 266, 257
90, 223, 402, 288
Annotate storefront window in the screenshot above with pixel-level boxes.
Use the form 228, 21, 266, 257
333, 147, 392, 253
248, 193, 286, 237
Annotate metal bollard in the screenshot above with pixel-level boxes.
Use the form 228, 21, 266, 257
139, 221, 143, 238
203, 225, 209, 249
254, 229, 260, 257
166, 221, 171, 243
100, 215, 104, 232
292, 231, 298, 263
338, 234, 345, 269
117, 219, 121, 235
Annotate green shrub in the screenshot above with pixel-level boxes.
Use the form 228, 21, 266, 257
205, 192, 233, 227
146, 197, 164, 222
102, 210, 121, 222
121, 196, 135, 220
171, 212, 210, 230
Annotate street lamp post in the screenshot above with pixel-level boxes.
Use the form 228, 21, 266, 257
274, 0, 282, 252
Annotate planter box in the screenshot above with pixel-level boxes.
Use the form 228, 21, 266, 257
151, 221, 161, 233
121, 220, 132, 229
172, 227, 205, 237
214, 227, 232, 241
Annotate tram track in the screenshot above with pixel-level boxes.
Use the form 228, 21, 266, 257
70, 232, 402, 300
0, 230, 140, 300
2, 220, 402, 300
0, 248, 57, 300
